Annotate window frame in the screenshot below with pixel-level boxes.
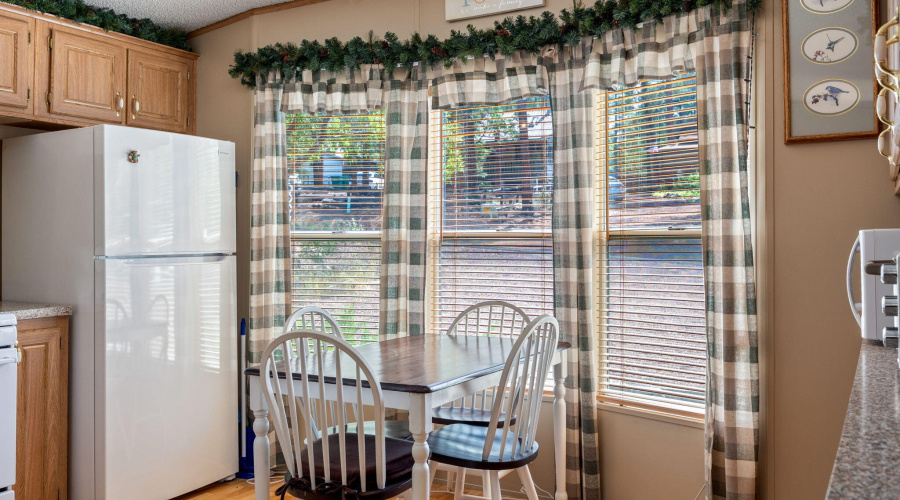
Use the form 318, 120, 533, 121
593, 83, 707, 420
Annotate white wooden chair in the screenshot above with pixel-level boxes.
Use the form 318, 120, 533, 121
437, 301, 530, 426
427, 315, 559, 500
260, 330, 417, 500
430, 301, 530, 493
283, 306, 411, 440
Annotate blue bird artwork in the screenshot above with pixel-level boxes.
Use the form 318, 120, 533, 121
825, 85, 849, 105
809, 84, 853, 110
825, 33, 845, 52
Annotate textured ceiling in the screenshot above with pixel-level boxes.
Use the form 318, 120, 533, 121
86, 0, 296, 31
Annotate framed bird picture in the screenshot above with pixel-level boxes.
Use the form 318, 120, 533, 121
782, 0, 879, 143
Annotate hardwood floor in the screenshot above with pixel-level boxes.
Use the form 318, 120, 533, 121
174, 478, 468, 499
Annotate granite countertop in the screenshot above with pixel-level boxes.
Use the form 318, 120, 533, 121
0, 301, 73, 320
827, 339, 900, 498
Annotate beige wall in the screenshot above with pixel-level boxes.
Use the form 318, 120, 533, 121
762, 0, 900, 497
191, 0, 900, 497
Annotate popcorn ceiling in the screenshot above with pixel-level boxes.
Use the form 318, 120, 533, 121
86, 0, 296, 32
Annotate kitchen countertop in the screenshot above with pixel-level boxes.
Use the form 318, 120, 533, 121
0, 301, 72, 320
827, 339, 900, 498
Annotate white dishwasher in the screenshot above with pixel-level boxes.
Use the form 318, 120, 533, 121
0, 313, 18, 500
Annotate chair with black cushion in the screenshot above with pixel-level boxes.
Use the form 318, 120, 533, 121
427, 315, 559, 500
436, 301, 530, 427
430, 301, 530, 492
260, 330, 417, 500
283, 306, 412, 441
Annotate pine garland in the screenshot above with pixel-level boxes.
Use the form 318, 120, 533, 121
229, 0, 760, 88
2, 0, 191, 51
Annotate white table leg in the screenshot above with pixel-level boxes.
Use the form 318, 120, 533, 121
553, 362, 568, 500
409, 393, 433, 500
249, 379, 270, 500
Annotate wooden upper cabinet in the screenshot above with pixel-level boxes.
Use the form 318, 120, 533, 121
0, 11, 34, 113
0, 4, 197, 133
127, 50, 191, 133
45, 25, 126, 124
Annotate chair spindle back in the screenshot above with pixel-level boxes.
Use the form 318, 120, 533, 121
445, 301, 530, 414
483, 315, 559, 461
260, 330, 388, 493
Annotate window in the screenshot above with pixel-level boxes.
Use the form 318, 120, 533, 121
286, 112, 386, 344
427, 97, 555, 334
596, 75, 707, 417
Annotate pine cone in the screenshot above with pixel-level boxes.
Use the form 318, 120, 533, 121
431, 46, 449, 58
559, 23, 575, 35
382, 40, 390, 49
319, 49, 329, 58
497, 28, 511, 37
375, 57, 382, 64
280, 51, 291, 64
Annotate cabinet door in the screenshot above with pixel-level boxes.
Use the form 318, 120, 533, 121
0, 11, 34, 113
15, 317, 69, 500
127, 50, 190, 133
48, 26, 126, 123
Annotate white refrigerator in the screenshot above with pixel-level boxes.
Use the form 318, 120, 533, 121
1, 125, 238, 500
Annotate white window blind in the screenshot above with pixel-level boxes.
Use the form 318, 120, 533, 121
428, 98, 555, 334
286, 112, 386, 344
597, 75, 707, 417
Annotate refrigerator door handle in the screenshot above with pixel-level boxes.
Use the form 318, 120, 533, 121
118, 254, 229, 266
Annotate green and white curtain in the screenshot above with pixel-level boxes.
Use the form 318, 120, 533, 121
250, 70, 292, 359
380, 71, 429, 337
583, 1, 758, 497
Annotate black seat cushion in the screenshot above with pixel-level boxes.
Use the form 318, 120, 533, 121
278, 433, 417, 500
427, 423, 539, 471
432, 407, 515, 428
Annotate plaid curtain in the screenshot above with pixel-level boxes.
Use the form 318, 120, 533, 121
693, 7, 757, 500
250, 70, 292, 360
379, 70, 429, 337
584, 2, 758, 498
430, 52, 547, 108
545, 41, 602, 500
250, 70, 292, 465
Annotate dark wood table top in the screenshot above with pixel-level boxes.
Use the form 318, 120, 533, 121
245, 334, 571, 394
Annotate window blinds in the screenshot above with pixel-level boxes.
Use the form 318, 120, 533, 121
429, 98, 555, 334
597, 75, 707, 416
286, 112, 386, 344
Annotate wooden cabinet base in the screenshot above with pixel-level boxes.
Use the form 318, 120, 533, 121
14, 316, 69, 500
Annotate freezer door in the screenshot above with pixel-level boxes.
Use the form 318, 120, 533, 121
97, 126, 236, 256
96, 255, 237, 500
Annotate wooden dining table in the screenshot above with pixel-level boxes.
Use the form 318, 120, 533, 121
245, 334, 570, 500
